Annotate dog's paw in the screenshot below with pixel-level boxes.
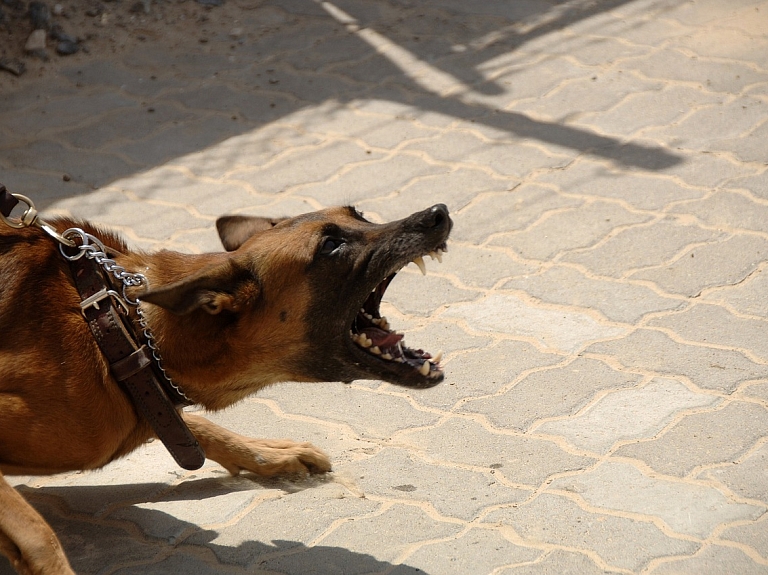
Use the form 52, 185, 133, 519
220, 438, 332, 477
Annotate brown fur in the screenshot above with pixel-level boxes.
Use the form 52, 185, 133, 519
0, 204, 451, 575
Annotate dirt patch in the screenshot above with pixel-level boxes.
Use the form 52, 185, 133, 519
0, 0, 256, 80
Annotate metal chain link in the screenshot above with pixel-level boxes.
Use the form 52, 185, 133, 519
60, 227, 193, 404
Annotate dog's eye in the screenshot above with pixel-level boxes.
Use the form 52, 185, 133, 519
319, 238, 344, 256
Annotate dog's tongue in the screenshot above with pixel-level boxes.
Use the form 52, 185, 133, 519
361, 327, 403, 348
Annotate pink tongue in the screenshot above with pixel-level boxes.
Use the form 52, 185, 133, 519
362, 328, 403, 348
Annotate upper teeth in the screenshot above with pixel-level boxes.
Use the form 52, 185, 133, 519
412, 248, 444, 275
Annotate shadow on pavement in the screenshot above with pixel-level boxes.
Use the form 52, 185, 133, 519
1, 0, 681, 209
2, 479, 432, 575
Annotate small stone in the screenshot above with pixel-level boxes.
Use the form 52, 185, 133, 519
50, 24, 76, 43
229, 26, 242, 38
25, 29, 47, 52
56, 40, 79, 55
0, 57, 26, 76
62, 173, 71, 181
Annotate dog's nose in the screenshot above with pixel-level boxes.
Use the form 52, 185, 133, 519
418, 204, 450, 229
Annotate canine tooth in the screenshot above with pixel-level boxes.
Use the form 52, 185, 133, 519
370, 346, 381, 355
418, 361, 430, 376
412, 256, 427, 276
432, 350, 443, 364
435, 249, 443, 263
382, 353, 393, 360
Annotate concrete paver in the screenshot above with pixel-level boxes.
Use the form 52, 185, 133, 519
2, 0, 768, 573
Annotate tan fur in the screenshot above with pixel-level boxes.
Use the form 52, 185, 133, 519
0, 204, 452, 575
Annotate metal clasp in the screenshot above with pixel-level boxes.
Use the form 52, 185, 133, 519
80, 287, 129, 316
0, 193, 38, 229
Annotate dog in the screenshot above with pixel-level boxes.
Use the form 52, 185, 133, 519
0, 203, 452, 575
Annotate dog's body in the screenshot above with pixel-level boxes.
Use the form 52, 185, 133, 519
0, 204, 451, 575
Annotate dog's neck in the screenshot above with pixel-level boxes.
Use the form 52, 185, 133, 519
116, 250, 292, 411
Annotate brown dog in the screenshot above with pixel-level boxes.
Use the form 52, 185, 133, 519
0, 204, 451, 575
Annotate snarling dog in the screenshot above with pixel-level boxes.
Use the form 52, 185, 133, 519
0, 204, 451, 575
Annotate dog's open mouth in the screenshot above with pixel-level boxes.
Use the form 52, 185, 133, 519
348, 245, 447, 388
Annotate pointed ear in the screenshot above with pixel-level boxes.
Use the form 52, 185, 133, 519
140, 260, 259, 315
216, 215, 286, 251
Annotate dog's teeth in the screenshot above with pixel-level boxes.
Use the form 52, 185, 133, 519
370, 346, 381, 355
412, 256, 427, 276
432, 350, 443, 364
362, 336, 373, 348
364, 313, 373, 320
418, 361, 430, 376
382, 352, 393, 360
380, 318, 389, 330
395, 357, 404, 363
428, 250, 443, 264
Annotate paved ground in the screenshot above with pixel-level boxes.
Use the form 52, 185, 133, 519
2, 0, 768, 573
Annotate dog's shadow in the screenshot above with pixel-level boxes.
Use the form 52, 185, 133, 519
3, 476, 431, 575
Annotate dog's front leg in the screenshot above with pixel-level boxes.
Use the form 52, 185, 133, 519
0, 472, 74, 575
182, 413, 332, 477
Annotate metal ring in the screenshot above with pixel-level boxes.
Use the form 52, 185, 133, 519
58, 228, 90, 260
0, 193, 38, 229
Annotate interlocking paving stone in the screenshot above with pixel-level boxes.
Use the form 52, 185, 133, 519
497, 549, 614, 575
392, 529, 542, 575
450, 184, 582, 244
643, 97, 768, 150
422, 339, 561, 408
533, 158, 707, 210
341, 448, 528, 520
549, 461, 763, 538
620, 48, 768, 94
561, 219, 725, 278
299, 153, 448, 205
491, 201, 651, 261
183, 482, 380, 567
536, 378, 719, 454
670, 190, 768, 236
435, 243, 539, 289
651, 545, 768, 575
615, 401, 768, 477
648, 303, 768, 361
586, 329, 768, 393
503, 266, 682, 323
317, 504, 464, 562
718, 517, 768, 561
578, 85, 723, 136
700, 442, 768, 504
463, 357, 642, 432
400, 417, 593, 487
483, 494, 699, 572
512, 71, 662, 122
444, 293, 627, 353
229, 140, 382, 195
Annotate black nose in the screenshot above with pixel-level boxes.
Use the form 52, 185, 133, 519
418, 204, 450, 229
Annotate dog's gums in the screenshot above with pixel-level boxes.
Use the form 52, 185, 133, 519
349, 246, 447, 383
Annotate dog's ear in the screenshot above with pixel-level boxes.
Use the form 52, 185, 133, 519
216, 215, 286, 252
140, 260, 259, 315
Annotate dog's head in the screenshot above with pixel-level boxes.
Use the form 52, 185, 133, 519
140, 205, 452, 391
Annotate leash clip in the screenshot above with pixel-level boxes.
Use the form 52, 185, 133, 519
0, 185, 76, 247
